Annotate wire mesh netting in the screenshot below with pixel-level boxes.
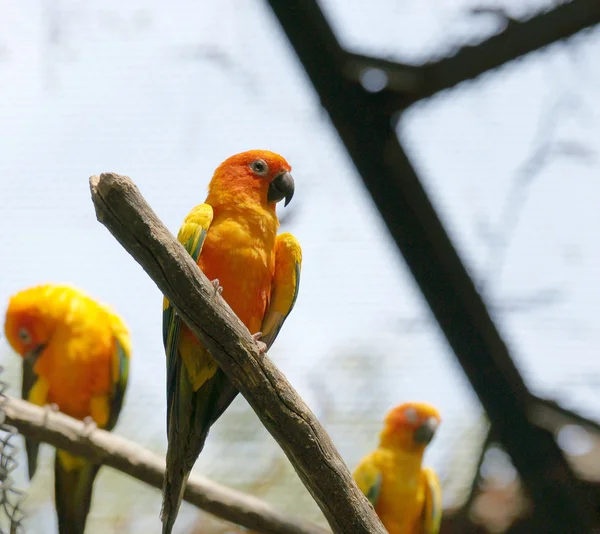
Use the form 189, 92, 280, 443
0, 367, 25, 534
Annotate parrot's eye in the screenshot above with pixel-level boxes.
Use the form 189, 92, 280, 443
18, 327, 32, 345
249, 159, 269, 176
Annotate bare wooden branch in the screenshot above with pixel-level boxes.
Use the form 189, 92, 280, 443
3, 396, 329, 534
88, 172, 385, 534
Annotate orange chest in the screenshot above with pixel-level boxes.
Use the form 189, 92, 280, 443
34, 330, 114, 421
198, 214, 277, 333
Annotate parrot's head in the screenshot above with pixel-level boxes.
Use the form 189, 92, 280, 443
380, 402, 441, 453
4, 286, 53, 361
207, 150, 295, 212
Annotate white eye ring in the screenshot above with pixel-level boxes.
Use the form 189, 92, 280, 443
249, 159, 269, 176
18, 328, 32, 345
405, 407, 418, 424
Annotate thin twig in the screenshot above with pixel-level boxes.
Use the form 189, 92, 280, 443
3, 396, 329, 534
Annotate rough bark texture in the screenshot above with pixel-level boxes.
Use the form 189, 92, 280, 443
88, 172, 385, 534
4, 396, 329, 534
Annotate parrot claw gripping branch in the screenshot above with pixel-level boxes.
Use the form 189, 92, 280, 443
210, 278, 223, 298
43, 402, 60, 422
89, 172, 387, 534
79, 416, 97, 440
251, 332, 268, 354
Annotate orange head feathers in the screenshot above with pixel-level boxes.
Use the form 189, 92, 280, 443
206, 150, 294, 211
4, 286, 54, 358
380, 402, 442, 452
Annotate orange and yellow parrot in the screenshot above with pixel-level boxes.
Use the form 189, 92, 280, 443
161, 150, 301, 534
353, 403, 442, 534
3, 284, 131, 534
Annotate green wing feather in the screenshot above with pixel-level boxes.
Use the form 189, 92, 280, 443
161, 203, 216, 534
162, 203, 213, 430
54, 454, 101, 534
422, 467, 442, 534
352, 455, 383, 507
366, 472, 383, 507
105, 335, 130, 431
260, 232, 302, 349
353, 457, 382, 508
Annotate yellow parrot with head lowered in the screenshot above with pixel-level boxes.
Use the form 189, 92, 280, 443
161, 150, 302, 534
3, 284, 131, 534
353, 402, 442, 534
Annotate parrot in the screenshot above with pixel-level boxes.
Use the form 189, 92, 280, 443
161, 149, 302, 534
353, 402, 442, 534
3, 284, 131, 534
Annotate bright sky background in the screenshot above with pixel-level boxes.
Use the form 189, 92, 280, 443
0, 1, 599, 532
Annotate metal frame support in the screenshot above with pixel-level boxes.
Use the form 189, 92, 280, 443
265, 1, 600, 531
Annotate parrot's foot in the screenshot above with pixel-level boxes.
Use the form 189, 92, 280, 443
79, 416, 97, 439
42, 403, 60, 425
251, 332, 267, 354
210, 278, 223, 298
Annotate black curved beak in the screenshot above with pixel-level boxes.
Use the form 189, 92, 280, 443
413, 418, 438, 445
25, 344, 45, 366
268, 171, 295, 207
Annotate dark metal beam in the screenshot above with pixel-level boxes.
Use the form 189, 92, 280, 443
265, 1, 598, 532
342, 0, 600, 109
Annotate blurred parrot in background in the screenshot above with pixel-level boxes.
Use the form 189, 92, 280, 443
353, 402, 442, 534
161, 150, 302, 534
3, 284, 131, 534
